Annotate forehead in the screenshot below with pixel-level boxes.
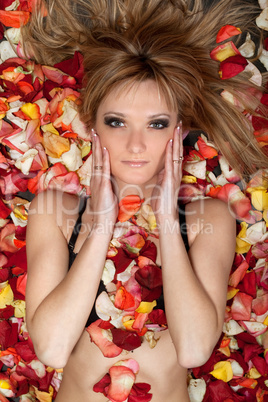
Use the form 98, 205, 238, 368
98, 79, 177, 113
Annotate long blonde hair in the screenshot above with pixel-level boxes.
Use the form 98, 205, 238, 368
22, 0, 268, 175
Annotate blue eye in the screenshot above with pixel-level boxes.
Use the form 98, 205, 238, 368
149, 119, 169, 129
104, 117, 124, 127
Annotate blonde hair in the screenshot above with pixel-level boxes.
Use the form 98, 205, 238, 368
22, 0, 268, 175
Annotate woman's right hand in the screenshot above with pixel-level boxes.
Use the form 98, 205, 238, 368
90, 130, 118, 233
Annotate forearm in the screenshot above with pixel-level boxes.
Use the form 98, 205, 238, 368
27, 229, 112, 368
159, 217, 223, 368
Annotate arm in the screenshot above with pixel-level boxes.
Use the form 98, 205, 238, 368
26, 134, 117, 368
151, 126, 236, 368
159, 199, 236, 368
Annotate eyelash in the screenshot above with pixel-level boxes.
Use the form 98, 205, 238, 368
104, 117, 124, 127
104, 117, 170, 129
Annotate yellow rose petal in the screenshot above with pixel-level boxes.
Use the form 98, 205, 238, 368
0, 284, 14, 309
81, 144, 91, 158
227, 287, 239, 301
0, 379, 12, 390
21, 102, 41, 120
210, 361, 233, 382
251, 190, 268, 211
11, 300, 26, 318
182, 175, 197, 184
247, 367, 261, 379
34, 385, 54, 402
236, 221, 251, 254
136, 300, 157, 314
42, 123, 60, 136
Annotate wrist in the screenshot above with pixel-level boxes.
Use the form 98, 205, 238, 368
157, 215, 180, 234
90, 219, 116, 238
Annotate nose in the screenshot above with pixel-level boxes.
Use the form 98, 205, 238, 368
126, 129, 146, 154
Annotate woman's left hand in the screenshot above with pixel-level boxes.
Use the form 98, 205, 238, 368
150, 124, 183, 225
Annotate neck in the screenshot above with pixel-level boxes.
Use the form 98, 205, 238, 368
112, 176, 157, 202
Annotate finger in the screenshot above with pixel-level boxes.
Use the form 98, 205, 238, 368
172, 124, 180, 162
102, 146, 111, 179
164, 139, 173, 180
92, 130, 103, 179
173, 124, 183, 180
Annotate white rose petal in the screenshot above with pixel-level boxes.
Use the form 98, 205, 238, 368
117, 260, 136, 282
243, 221, 267, 244
223, 320, 244, 336
230, 360, 244, 377
259, 48, 268, 71
77, 154, 92, 186
259, 0, 268, 9
256, 8, 268, 31
208, 171, 229, 186
71, 114, 90, 140
15, 148, 38, 175
184, 160, 207, 180
5, 112, 28, 130
245, 61, 262, 86
4, 27, 21, 44
238, 33, 255, 58
0, 40, 17, 63
102, 260, 116, 285
219, 156, 240, 183
5, 0, 20, 10
240, 321, 267, 335
229, 336, 239, 350
5, 131, 28, 154
29, 360, 46, 378
10, 211, 27, 227
61, 143, 83, 171
188, 378, 206, 402
95, 291, 122, 321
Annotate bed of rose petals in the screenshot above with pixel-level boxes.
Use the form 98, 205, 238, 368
0, 1, 267, 401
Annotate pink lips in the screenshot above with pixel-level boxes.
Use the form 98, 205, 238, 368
121, 160, 149, 168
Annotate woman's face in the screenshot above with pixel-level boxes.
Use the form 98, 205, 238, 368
95, 79, 178, 192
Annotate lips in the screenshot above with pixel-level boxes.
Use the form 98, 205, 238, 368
121, 160, 149, 168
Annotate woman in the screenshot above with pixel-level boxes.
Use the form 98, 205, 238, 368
24, 0, 267, 400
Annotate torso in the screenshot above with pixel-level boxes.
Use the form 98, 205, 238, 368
54, 193, 192, 402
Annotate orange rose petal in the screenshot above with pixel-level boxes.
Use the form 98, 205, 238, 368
0, 10, 30, 28
118, 195, 144, 222
216, 25, 242, 43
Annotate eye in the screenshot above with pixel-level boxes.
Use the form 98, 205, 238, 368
149, 119, 170, 129
104, 117, 125, 128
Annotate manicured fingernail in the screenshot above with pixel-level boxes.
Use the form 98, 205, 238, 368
103, 146, 107, 151
169, 139, 173, 146
92, 129, 97, 141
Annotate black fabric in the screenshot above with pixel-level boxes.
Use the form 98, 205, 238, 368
68, 200, 189, 327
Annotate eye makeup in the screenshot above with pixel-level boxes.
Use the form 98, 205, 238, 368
149, 119, 170, 129
104, 116, 170, 129
104, 116, 125, 127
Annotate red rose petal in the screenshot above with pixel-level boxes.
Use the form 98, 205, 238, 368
111, 328, 141, 351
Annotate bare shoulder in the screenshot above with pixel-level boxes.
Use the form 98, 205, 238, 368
29, 190, 80, 220
27, 190, 83, 248
184, 198, 236, 246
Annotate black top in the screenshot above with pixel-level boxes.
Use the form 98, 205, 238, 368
68, 197, 190, 327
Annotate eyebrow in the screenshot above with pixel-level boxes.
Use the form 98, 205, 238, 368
103, 112, 172, 118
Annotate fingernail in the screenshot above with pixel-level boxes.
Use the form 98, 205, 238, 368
92, 129, 97, 141
103, 146, 107, 151
169, 139, 173, 145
